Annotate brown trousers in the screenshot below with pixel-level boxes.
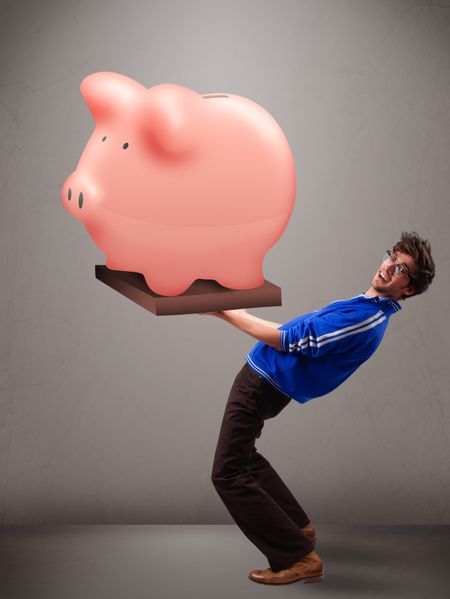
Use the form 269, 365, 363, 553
211, 362, 314, 572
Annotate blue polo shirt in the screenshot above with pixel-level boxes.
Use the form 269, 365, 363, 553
246, 293, 401, 404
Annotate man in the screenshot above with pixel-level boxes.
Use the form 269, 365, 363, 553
203, 231, 435, 585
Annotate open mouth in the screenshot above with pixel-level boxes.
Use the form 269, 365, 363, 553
378, 271, 390, 283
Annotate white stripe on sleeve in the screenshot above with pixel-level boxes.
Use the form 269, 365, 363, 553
289, 312, 386, 352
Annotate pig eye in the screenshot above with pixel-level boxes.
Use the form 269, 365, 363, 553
101, 136, 107, 142
122, 142, 129, 150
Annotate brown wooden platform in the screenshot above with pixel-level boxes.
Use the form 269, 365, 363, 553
95, 265, 282, 315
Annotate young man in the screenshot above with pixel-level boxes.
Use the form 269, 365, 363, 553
204, 231, 435, 585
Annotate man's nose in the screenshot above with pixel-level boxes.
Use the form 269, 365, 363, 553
385, 262, 396, 275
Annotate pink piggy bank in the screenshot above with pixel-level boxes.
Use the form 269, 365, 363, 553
61, 72, 296, 296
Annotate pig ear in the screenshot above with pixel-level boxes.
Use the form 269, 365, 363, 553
141, 84, 202, 156
80, 72, 146, 122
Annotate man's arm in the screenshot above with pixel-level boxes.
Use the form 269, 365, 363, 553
202, 309, 282, 350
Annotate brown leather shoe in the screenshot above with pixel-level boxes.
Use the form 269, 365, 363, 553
248, 549, 324, 585
301, 523, 317, 546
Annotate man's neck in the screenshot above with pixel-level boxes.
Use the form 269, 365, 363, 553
364, 287, 399, 301
364, 287, 380, 298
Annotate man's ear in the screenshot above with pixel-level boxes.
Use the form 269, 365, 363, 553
403, 287, 416, 297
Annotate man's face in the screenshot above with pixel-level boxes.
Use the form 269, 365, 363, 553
371, 250, 417, 301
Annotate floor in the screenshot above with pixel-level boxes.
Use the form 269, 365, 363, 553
0, 525, 449, 599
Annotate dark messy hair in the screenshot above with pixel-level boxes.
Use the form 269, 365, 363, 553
392, 231, 435, 300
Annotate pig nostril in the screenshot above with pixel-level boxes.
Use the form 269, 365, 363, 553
68, 188, 72, 201
78, 192, 83, 209
122, 142, 129, 149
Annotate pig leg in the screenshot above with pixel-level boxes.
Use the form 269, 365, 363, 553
215, 253, 265, 290
142, 266, 194, 296
146, 278, 193, 296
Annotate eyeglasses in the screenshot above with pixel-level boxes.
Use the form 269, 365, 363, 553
382, 250, 414, 279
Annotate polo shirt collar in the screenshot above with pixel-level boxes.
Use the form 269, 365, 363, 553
359, 293, 402, 313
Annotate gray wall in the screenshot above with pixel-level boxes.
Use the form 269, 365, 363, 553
1, 0, 449, 525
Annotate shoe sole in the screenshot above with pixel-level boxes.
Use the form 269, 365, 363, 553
303, 574, 324, 584
249, 571, 324, 585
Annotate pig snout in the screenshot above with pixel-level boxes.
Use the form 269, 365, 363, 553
61, 173, 99, 223
66, 185, 84, 209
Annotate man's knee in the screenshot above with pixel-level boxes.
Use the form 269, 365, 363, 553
211, 463, 225, 488
211, 463, 238, 491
